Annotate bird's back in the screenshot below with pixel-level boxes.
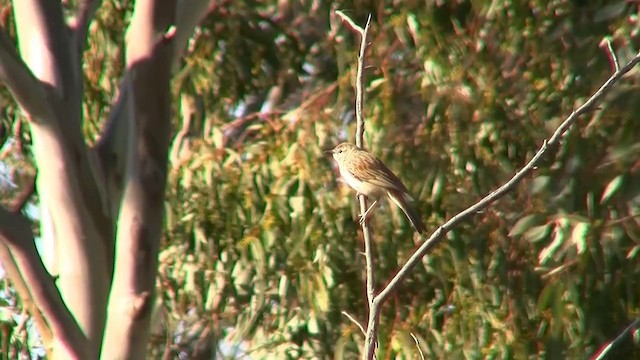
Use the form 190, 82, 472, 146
344, 148, 410, 194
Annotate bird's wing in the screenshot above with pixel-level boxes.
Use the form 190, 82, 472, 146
345, 150, 410, 193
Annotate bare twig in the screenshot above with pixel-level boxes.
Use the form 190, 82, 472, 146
411, 333, 425, 360
334, 11, 371, 150
341, 311, 366, 336
335, 11, 377, 360
603, 213, 640, 228
374, 50, 640, 307
600, 37, 620, 72
335, 11, 363, 35
592, 318, 640, 360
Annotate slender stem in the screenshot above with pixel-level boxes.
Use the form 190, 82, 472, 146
335, 11, 377, 359
593, 318, 640, 360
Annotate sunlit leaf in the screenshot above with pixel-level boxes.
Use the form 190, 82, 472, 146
600, 175, 624, 204
509, 214, 542, 237
523, 224, 552, 243
538, 224, 565, 264
570, 222, 589, 254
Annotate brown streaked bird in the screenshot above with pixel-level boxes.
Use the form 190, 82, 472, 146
325, 142, 426, 234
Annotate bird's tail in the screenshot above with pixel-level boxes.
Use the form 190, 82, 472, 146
388, 190, 426, 234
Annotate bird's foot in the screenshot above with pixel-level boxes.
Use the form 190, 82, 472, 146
357, 199, 378, 228
358, 214, 367, 226
358, 211, 370, 227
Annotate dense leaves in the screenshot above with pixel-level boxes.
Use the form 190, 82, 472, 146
1, 0, 640, 358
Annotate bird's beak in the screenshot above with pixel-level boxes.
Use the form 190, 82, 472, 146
323, 149, 334, 156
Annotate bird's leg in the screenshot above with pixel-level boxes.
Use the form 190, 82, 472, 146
359, 199, 379, 226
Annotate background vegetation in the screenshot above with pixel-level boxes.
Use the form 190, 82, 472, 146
1, 0, 640, 358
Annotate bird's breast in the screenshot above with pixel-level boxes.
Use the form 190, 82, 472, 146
339, 165, 384, 199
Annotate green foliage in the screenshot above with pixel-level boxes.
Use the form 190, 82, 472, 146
2, 0, 640, 358
0, 281, 45, 359
154, 1, 640, 358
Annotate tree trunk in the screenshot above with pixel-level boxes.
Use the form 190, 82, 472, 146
0, 0, 214, 358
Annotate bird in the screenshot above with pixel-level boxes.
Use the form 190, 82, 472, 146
325, 142, 426, 234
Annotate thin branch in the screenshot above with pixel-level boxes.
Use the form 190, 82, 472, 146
341, 311, 366, 336
335, 11, 377, 360
0, 174, 84, 356
603, 213, 640, 228
353, 15, 371, 151
335, 11, 364, 35
592, 318, 640, 360
600, 36, 620, 73
374, 50, 640, 306
410, 333, 425, 360
334, 11, 371, 150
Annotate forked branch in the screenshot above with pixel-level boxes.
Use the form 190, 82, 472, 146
0, 30, 54, 123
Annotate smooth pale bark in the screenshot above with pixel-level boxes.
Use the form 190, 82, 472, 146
12, 1, 109, 357
101, 1, 214, 358
0, 1, 213, 358
0, 208, 89, 359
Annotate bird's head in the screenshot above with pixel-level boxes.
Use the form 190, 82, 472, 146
324, 142, 356, 162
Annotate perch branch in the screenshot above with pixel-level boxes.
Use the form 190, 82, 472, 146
335, 11, 377, 360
